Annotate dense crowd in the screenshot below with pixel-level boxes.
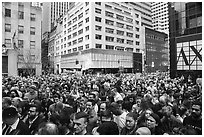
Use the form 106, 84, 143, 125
2, 72, 202, 135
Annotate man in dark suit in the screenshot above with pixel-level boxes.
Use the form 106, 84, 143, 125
24, 104, 46, 134
2, 107, 31, 135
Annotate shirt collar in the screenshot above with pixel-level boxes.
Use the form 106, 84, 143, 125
11, 118, 19, 130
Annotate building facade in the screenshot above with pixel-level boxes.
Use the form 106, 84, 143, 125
52, 2, 144, 74
2, 2, 42, 76
151, 2, 169, 34
145, 28, 168, 73
168, 2, 202, 81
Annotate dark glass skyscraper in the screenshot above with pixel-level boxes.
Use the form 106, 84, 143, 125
168, 2, 202, 81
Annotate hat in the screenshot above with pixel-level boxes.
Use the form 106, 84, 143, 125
136, 127, 151, 135
75, 112, 89, 120
2, 107, 18, 119
30, 85, 36, 89
10, 86, 19, 91
97, 121, 119, 135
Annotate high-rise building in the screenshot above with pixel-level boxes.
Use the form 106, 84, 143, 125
168, 2, 202, 81
2, 2, 42, 76
151, 2, 169, 34
126, 2, 152, 28
53, 2, 144, 74
42, 2, 71, 34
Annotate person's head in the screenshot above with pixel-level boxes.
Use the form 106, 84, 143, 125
2, 107, 19, 125
85, 99, 94, 112
125, 112, 138, 130
97, 121, 119, 135
162, 105, 173, 117
29, 85, 36, 93
146, 113, 160, 130
28, 104, 40, 120
191, 101, 202, 119
36, 122, 59, 135
53, 93, 60, 103
88, 93, 96, 101
145, 108, 153, 118
73, 112, 88, 135
99, 102, 107, 113
12, 97, 22, 107
110, 102, 122, 116
98, 109, 113, 124
136, 127, 151, 135
2, 97, 12, 110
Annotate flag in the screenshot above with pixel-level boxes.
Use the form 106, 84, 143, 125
12, 30, 18, 50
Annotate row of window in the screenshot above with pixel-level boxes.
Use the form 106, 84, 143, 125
18, 55, 35, 62
5, 8, 36, 21
58, 43, 140, 56
4, 39, 36, 49
5, 24, 36, 35
57, 34, 140, 51
146, 34, 165, 41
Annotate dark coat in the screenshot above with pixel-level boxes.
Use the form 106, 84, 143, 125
9, 120, 31, 135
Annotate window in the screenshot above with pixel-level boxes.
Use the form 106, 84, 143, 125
135, 34, 140, 38
68, 42, 71, 46
95, 17, 101, 22
136, 41, 140, 45
135, 27, 139, 32
78, 29, 83, 35
95, 2, 101, 5
64, 43, 66, 48
117, 30, 124, 36
68, 28, 71, 33
117, 38, 124, 43
78, 46, 83, 51
85, 17, 89, 23
18, 11, 24, 19
126, 17, 133, 23
95, 44, 102, 49
18, 25, 24, 34
95, 8, 101, 14
127, 32, 133, 37
126, 48, 133, 52
68, 49, 71, 53
31, 55, 35, 62
73, 40, 77, 45
106, 36, 114, 42
95, 25, 102, 31
73, 48, 77, 52
78, 13, 83, 19
105, 28, 114, 34
95, 34, 102, 40
30, 27, 35, 35
78, 21, 83, 27
64, 37, 66, 41
116, 14, 124, 20
73, 32, 77, 37
85, 9, 89, 15
18, 40, 24, 48
85, 44, 89, 49
73, 17, 77, 23
68, 35, 71, 40
126, 25, 133, 30
64, 24, 66, 29
5, 24, 11, 32
73, 24, 77, 30
85, 2, 89, 6
68, 21, 71, 26
85, 35, 89, 40
127, 40, 133, 45
30, 41, 35, 49
105, 4, 112, 9
5, 8, 11, 17
85, 26, 89, 31
105, 11, 114, 18
116, 22, 124, 28
106, 45, 114, 50
5, 39, 11, 48
78, 37, 83, 43
105, 19, 114, 25
30, 13, 36, 21
64, 50, 66, 54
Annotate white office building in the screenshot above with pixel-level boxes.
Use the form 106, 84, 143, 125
53, 2, 145, 73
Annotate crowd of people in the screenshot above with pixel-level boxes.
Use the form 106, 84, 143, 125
2, 72, 202, 135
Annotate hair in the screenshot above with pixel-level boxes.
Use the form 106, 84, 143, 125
126, 112, 138, 121
192, 101, 202, 110
74, 112, 88, 123
37, 122, 59, 135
